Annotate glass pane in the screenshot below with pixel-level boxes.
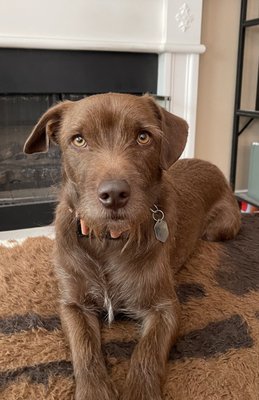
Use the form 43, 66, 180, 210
0, 95, 61, 205
154, 95, 171, 111
61, 94, 88, 101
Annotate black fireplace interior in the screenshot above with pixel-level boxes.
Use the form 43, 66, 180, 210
0, 48, 160, 231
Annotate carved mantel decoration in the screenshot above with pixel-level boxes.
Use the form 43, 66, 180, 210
176, 3, 194, 32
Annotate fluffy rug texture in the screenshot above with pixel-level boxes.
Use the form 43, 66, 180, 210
0, 214, 258, 399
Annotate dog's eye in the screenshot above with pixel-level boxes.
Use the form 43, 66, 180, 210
137, 132, 151, 145
72, 135, 87, 148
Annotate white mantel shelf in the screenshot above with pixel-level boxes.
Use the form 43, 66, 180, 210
0, 0, 205, 158
0, 35, 205, 55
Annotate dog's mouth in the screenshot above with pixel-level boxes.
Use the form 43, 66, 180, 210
77, 202, 150, 240
79, 216, 131, 240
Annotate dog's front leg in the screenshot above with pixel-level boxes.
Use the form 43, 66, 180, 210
121, 299, 179, 400
61, 303, 117, 400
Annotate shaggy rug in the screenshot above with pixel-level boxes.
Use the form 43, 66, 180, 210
0, 214, 258, 400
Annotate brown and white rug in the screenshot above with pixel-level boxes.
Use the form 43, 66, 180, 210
0, 214, 258, 399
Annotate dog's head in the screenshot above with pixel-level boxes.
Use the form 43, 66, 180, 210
24, 93, 188, 237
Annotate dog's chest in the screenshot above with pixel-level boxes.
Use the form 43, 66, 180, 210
103, 289, 114, 324
101, 268, 130, 322
86, 254, 137, 323
88, 282, 125, 325
80, 237, 159, 322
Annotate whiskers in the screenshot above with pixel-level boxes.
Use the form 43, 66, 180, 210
120, 223, 144, 254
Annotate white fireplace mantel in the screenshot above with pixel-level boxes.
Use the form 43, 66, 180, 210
0, 0, 205, 158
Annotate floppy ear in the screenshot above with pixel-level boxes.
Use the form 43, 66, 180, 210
145, 97, 188, 170
23, 101, 72, 154
159, 108, 188, 169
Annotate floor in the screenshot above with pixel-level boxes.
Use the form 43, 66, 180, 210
0, 225, 55, 247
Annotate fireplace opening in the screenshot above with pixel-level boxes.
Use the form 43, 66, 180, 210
0, 95, 61, 206
0, 48, 165, 231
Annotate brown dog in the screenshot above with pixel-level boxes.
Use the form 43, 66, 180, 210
24, 93, 241, 400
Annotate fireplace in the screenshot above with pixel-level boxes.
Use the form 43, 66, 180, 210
0, 0, 204, 231
0, 48, 161, 230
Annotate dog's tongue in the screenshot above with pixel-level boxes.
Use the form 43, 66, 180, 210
110, 230, 123, 239
80, 219, 89, 236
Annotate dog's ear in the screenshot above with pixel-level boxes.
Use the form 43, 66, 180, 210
23, 101, 72, 154
159, 108, 188, 170
145, 96, 188, 170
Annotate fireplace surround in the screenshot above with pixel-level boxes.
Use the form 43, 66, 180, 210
0, 0, 204, 230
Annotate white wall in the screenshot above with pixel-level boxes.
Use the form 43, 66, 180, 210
195, 0, 240, 179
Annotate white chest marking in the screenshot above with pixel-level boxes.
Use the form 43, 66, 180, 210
104, 290, 114, 325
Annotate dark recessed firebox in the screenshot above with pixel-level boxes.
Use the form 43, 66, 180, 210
0, 48, 160, 231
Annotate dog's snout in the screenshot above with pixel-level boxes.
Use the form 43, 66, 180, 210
98, 180, 130, 210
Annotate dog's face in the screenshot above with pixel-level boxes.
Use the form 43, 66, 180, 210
24, 94, 188, 236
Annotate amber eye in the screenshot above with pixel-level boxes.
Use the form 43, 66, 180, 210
137, 131, 151, 145
72, 135, 87, 148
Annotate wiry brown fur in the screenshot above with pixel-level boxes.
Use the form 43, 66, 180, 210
24, 93, 241, 400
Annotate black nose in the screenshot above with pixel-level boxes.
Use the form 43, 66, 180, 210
98, 180, 130, 210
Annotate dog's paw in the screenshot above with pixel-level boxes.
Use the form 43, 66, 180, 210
121, 391, 162, 400
121, 375, 162, 400
75, 380, 118, 400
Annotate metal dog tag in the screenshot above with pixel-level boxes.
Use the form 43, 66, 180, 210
150, 204, 169, 243
154, 219, 169, 243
